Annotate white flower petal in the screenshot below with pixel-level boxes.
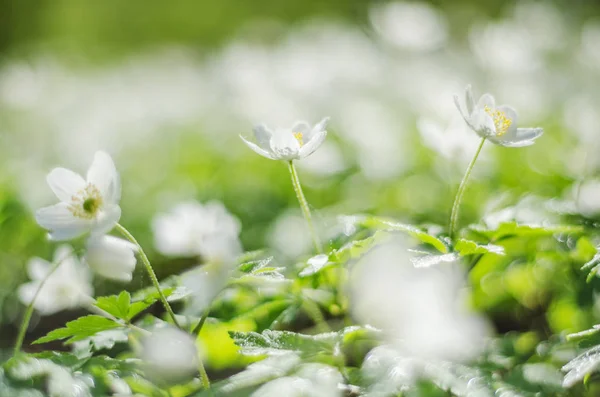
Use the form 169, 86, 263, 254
492, 128, 543, 147
27, 258, 51, 281
465, 85, 475, 115
53, 244, 76, 263
85, 236, 138, 282
91, 205, 122, 236
476, 93, 496, 109
36, 203, 91, 241
515, 127, 544, 141
18, 282, 39, 306
46, 168, 86, 203
470, 108, 496, 136
253, 124, 273, 150
270, 131, 301, 160
86, 151, 121, 205
291, 120, 313, 140
299, 130, 328, 159
240, 135, 276, 160
453, 94, 470, 123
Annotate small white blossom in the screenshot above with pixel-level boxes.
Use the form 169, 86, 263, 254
18, 245, 93, 315
454, 85, 543, 147
84, 235, 138, 282
140, 326, 200, 382
36, 151, 121, 241
252, 363, 343, 397
240, 118, 329, 161
350, 237, 489, 363
152, 200, 242, 263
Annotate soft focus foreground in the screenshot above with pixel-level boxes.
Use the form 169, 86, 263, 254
1, 1, 600, 396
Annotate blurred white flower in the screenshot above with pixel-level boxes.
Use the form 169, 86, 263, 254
574, 180, 600, 218
181, 265, 230, 315
252, 363, 343, 397
152, 200, 242, 263
240, 118, 329, 161
84, 235, 138, 282
369, 2, 448, 51
10, 358, 92, 397
454, 85, 543, 147
417, 116, 483, 164
140, 326, 200, 382
35, 151, 121, 241
18, 245, 93, 315
350, 238, 489, 363
297, 141, 347, 176
470, 21, 542, 73
268, 211, 313, 258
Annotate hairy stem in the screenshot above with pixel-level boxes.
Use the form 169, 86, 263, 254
115, 223, 180, 328
449, 137, 486, 240
288, 161, 323, 254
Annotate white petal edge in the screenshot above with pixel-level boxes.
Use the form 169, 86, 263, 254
476, 93, 496, 110
299, 130, 327, 159
465, 85, 475, 115
87, 151, 121, 205
46, 168, 86, 203
253, 124, 273, 150
240, 135, 276, 160
91, 205, 122, 237
36, 203, 91, 241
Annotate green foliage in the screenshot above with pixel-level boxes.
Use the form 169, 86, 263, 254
33, 315, 123, 345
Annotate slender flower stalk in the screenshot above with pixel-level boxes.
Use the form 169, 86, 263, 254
449, 137, 486, 240
288, 161, 323, 254
13, 250, 82, 355
114, 223, 180, 328
190, 309, 212, 389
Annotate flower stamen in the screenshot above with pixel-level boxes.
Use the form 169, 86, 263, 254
484, 105, 512, 136
293, 132, 304, 147
68, 184, 103, 219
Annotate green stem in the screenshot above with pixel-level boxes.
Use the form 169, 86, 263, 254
115, 223, 180, 329
190, 309, 211, 389
198, 358, 211, 390
449, 137, 486, 240
192, 309, 209, 336
13, 250, 81, 356
302, 299, 330, 333
288, 161, 323, 254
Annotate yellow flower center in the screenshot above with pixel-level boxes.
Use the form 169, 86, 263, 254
484, 105, 512, 136
293, 132, 304, 147
68, 183, 103, 219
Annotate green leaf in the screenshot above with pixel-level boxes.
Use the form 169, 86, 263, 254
359, 216, 449, 253
298, 254, 333, 278
469, 222, 583, 242
210, 354, 301, 395
229, 329, 340, 360
33, 315, 122, 345
330, 231, 390, 263
454, 239, 505, 256
562, 345, 600, 388
95, 291, 131, 321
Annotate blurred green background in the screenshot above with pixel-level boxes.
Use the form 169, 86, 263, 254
1, 0, 600, 369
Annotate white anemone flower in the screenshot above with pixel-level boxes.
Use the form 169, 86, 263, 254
240, 117, 329, 160
140, 326, 200, 382
36, 151, 122, 241
84, 235, 138, 282
152, 200, 242, 264
18, 245, 93, 315
454, 85, 543, 147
